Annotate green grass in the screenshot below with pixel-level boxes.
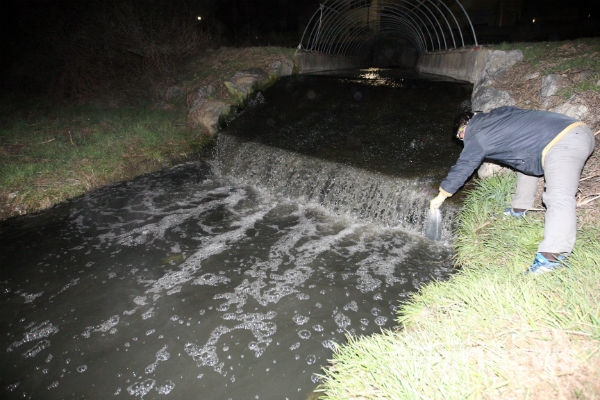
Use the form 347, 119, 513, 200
317, 173, 600, 399
0, 102, 212, 217
0, 45, 298, 219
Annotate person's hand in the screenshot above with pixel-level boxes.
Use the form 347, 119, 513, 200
430, 191, 449, 211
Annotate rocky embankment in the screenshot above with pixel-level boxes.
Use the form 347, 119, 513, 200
467, 46, 599, 220
184, 55, 296, 135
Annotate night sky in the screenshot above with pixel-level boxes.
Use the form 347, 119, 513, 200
0, 0, 598, 97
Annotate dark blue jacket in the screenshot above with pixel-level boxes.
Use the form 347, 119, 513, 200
440, 106, 579, 195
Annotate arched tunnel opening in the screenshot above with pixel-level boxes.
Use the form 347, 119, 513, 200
297, 0, 478, 69
365, 34, 419, 68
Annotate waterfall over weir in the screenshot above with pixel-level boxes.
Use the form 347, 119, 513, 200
216, 133, 457, 240
216, 68, 473, 241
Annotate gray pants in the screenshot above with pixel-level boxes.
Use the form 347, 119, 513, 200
511, 125, 595, 254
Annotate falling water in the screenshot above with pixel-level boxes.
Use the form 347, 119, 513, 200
0, 68, 471, 399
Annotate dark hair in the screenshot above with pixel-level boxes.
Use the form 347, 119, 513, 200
455, 111, 474, 130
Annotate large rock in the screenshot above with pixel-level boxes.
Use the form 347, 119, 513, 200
184, 55, 298, 137
269, 59, 294, 78
224, 68, 269, 104
471, 86, 515, 112
472, 50, 522, 179
540, 74, 565, 107
471, 50, 521, 112
188, 84, 216, 111
187, 100, 231, 135
550, 93, 590, 121
476, 50, 523, 86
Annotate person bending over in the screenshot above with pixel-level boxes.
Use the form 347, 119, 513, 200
430, 106, 595, 274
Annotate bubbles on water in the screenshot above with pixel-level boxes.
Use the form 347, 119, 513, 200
185, 325, 231, 374
310, 373, 321, 384
81, 315, 120, 338
19, 291, 44, 304
7, 321, 58, 353
292, 314, 310, 326
6, 381, 20, 392
156, 380, 175, 395
322, 340, 336, 351
127, 379, 156, 397
248, 341, 270, 357
298, 330, 311, 340
145, 345, 170, 375
193, 272, 231, 286
145, 364, 156, 375
76, 365, 87, 373
343, 301, 358, 312
356, 274, 382, 293
133, 296, 147, 306
333, 312, 351, 331
23, 339, 50, 359
142, 308, 155, 320
156, 346, 170, 362
297, 293, 310, 301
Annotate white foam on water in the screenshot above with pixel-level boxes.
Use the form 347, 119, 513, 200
17, 291, 43, 304
193, 273, 231, 286
7, 321, 59, 354
145, 203, 275, 296
144, 345, 170, 374
22, 339, 50, 359
96, 186, 244, 249
126, 379, 156, 397
1, 161, 455, 399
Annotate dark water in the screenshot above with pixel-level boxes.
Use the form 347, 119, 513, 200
227, 68, 470, 177
0, 69, 471, 399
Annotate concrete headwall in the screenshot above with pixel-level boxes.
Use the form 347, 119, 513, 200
416, 48, 489, 83
294, 46, 418, 73
295, 51, 368, 74
296, 47, 519, 86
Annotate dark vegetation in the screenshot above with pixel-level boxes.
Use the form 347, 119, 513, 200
0, 0, 312, 103
2, 0, 219, 103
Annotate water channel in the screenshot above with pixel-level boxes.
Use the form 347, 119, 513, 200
1, 69, 472, 399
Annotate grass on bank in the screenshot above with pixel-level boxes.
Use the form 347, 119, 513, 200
0, 102, 211, 218
317, 173, 600, 399
492, 37, 600, 100
0, 45, 297, 221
